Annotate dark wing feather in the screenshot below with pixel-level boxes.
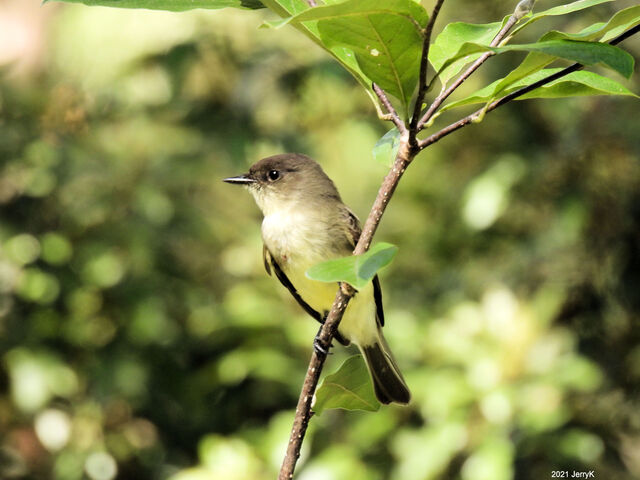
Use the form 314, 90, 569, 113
372, 274, 385, 327
344, 208, 385, 327
263, 244, 272, 276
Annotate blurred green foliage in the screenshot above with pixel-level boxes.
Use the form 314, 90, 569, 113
0, 1, 639, 479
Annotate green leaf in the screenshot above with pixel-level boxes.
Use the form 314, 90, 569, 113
450, 7, 640, 109
260, 0, 381, 114
269, 0, 430, 112
372, 128, 400, 167
512, 0, 616, 35
543, 6, 640, 43
590, 6, 640, 42
443, 69, 637, 111
429, 21, 503, 85
517, 71, 638, 99
306, 242, 398, 290
313, 355, 380, 413
440, 39, 634, 80
44, 0, 264, 10
502, 40, 634, 78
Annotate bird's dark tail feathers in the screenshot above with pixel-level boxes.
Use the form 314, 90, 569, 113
360, 329, 411, 405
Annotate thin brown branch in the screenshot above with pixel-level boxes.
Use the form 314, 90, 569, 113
409, 0, 444, 138
409, 0, 446, 136
277, 138, 414, 480
417, 23, 640, 150
416, 12, 519, 131
277, 289, 350, 480
372, 83, 407, 134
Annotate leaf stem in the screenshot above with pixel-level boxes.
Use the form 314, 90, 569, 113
409, 0, 446, 140
372, 83, 408, 134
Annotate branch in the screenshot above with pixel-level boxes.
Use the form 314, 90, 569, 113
278, 138, 414, 480
416, 6, 521, 131
277, 289, 350, 480
372, 83, 407, 134
417, 23, 640, 150
409, 0, 446, 136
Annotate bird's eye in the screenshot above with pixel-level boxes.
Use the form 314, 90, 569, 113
268, 170, 280, 181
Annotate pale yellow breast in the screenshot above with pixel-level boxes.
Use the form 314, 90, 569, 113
283, 257, 378, 347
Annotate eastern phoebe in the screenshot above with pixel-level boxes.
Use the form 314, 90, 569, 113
224, 153, 410, 405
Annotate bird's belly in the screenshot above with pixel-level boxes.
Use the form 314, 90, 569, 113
285, 262, 378, 346
285, 264, 340, 313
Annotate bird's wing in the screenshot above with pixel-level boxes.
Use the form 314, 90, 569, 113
344, 208, 385, 328
263, 245, 350, 345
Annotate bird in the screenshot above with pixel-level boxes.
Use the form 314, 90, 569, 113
224, 153, 410, 405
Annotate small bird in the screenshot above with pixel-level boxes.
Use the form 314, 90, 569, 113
224, 153, 410, 405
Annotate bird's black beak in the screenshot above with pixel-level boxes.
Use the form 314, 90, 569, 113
223, 173, 256, 185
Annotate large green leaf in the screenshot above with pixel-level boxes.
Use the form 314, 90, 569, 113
306, 242, 398, 290
543, 6, 640, 43
578, 6, 640, 43
429, 21, 503, 86
439, 39, 635, 80
601, 6, 640, 42
456, 7, 640, 110
512, 0, 616, 35
261, 0, 380, 113
313, 355, 380, 413
442, 69, 637, 112
44, 0, 264, 10
271, 0, 430, 112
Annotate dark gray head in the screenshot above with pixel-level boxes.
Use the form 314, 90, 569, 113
224, 153, 342, 215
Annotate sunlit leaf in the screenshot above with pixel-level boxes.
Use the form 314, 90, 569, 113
600, 6, 640, 42
44, 0, 264, 10
269, 0, 430, 112
442, 69, 637, 112
306, 242, 398, 290
313, 355, 380, 413
429, 21, 503, 85
261, 0, 379, 111
453, 8, 640, 108
512, 0, 616, 35
573, 6, 640, 42
439, 39, 634, 80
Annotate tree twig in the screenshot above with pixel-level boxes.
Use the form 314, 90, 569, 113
277, 290, 350, 480
418, 23, 640, 150
416, 10, 520, 130
409, 0, 446, 137
277, 138, 414, 480
372, 83, 407, 134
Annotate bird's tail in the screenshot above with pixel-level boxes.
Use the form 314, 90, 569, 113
360, 328, 411, 405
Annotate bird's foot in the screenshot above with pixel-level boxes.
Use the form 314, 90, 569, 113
313, 325, 332, 356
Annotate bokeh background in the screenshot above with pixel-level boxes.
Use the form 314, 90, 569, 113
1, 0, 639, 479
